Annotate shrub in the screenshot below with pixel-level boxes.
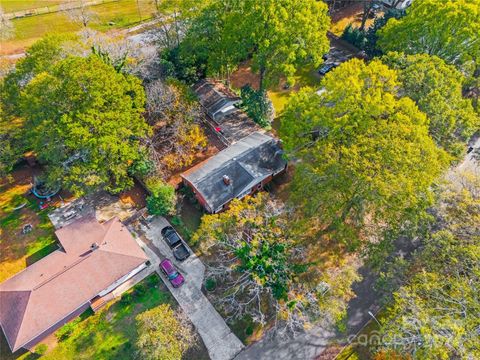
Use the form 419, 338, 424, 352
145, 178, 176, 216
146, 273, 160, 287
34, 344, 48, 355
120, 292, 133, 305
134, 284, 147, 298
240, 85, 273, 127
159, 46, 207, 84
136, 304, 196, 360
56, 318, 81, 341
341, 24, 367, 49
205, 278, 216, 291
129, 157, 155, 178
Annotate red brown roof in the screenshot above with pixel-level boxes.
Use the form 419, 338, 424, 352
0, 216, 147, 352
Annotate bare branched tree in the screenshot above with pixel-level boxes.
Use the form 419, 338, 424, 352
142, 79, 207, 176
194, 194, 334, 338
77, 29, 159, 79
61, 0, 97, 28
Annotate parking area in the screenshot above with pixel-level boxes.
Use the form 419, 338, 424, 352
134, 216, 245, 360
48, 191, 139, 228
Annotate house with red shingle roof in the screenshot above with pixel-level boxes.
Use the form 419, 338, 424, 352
0, 215, 148, 353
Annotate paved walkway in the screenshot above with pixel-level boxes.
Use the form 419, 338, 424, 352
135, 216, 244, 360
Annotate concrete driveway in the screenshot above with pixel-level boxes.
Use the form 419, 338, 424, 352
136, 216, 244, 360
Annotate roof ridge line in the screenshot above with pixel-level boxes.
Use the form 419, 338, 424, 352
4, 289, 32, 351
190, 133, 266, 184
97, 248, 147, 262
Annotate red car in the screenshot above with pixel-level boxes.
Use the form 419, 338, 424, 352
160, 259, 185, 288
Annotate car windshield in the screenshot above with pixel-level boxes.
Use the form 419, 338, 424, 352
167, 232, 181, 243
168, 272, 179, 280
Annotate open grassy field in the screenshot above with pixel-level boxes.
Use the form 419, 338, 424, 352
1, 1, 69, 13
1, 0, 157, 55
0, 166, 58, 283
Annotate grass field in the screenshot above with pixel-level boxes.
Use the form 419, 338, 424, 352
1, 0, 157, 55
267, 64, 320, 115
1, 1, 69, 13
0, 166, 58, 283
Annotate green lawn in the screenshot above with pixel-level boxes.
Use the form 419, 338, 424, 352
39, 274, 173, 359
1, 1, 68, 13
171, 190, 204, 249
268, 64, 321, 115
1, 0, 157, 55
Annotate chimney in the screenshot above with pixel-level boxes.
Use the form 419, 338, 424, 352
91, 242, 99, 250
223, 175, 231, 185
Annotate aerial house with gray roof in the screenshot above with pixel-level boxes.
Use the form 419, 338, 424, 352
193, 79, 261, 145
181, 132, 287, 213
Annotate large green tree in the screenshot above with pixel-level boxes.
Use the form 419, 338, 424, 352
382, 52, 480, 158
180, 0, 330, 89
0, 34, 79, 174
280, 59, 449, 248
1, 34, 77, 116
20, 55, 149, 195
240, 0, 330, 90
135, 304, 196, 360
378, 0, 480, 73
378, 172, 480, 359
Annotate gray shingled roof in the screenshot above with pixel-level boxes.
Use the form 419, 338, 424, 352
182, 132, 287, 212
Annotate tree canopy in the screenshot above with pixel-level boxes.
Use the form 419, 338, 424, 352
1, 34, 78, 117
135, 304, 196, 360
175, 0, 330, 89
383, 52, 480, 157
20, 55, 149, 195
280, 59, 449, 248
379, 172, 480, 359
144, 79, 207, 175
378, 0, 480, 73
193, 193, 360, 336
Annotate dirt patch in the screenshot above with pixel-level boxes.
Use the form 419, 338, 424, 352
330, 2, 377, 35
119, 181, 148, 209
230, 60, 260, 90
330, 2, 365, 23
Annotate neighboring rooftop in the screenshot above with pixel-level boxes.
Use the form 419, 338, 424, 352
193, 79, 260, 144
0, 216, 147, 352
194, 78, 241, 118
182, 132, 287, 212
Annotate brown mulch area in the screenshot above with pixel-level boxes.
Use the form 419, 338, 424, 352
230, 60, 260, 90
119, 180, 148, 209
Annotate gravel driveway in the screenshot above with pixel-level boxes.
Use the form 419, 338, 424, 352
137, 216, 244, 360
